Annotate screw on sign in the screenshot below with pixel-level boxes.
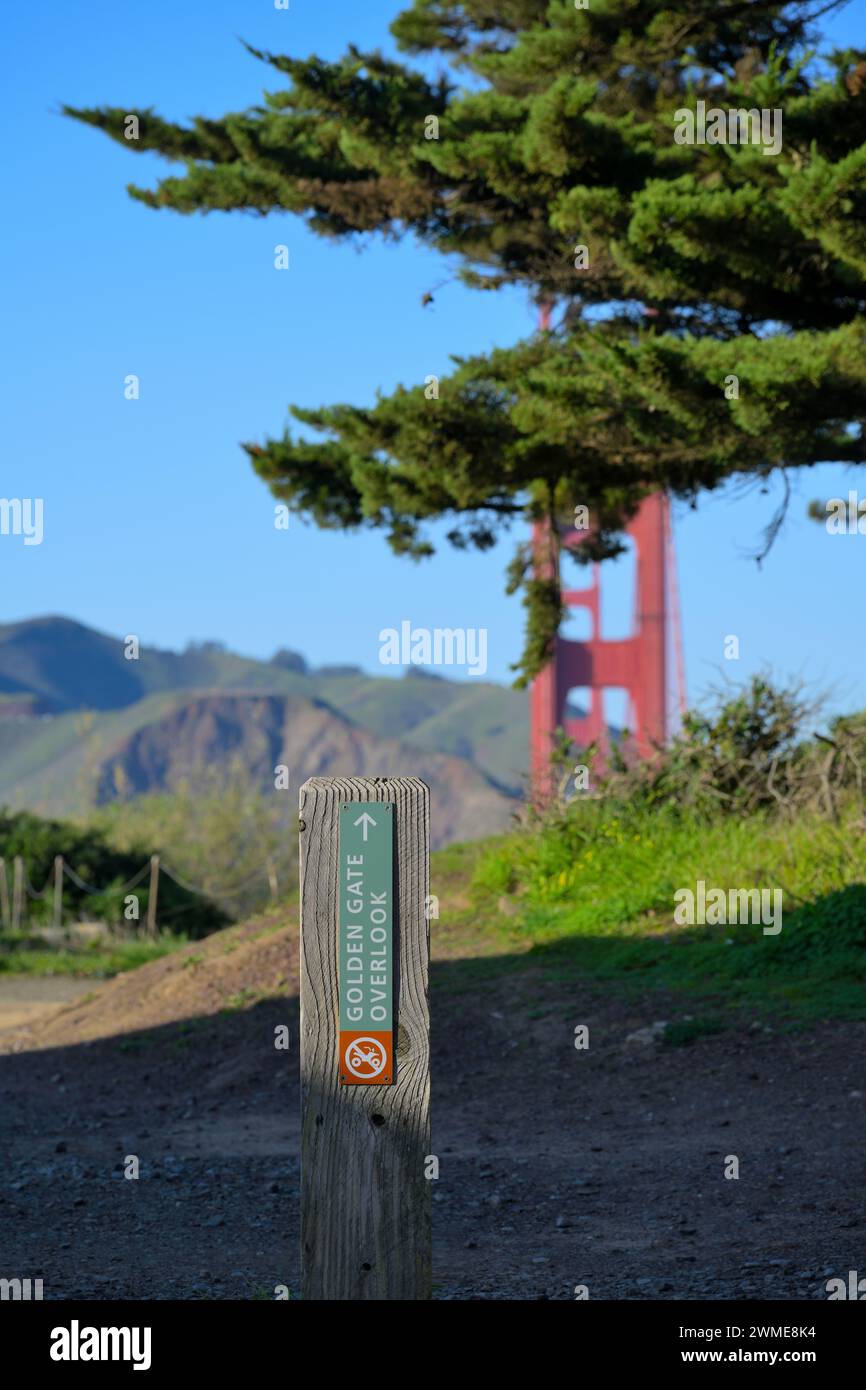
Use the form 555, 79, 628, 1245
298, 777, 431, 1301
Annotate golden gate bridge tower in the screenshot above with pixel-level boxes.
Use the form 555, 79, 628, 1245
529, 491, 686, 795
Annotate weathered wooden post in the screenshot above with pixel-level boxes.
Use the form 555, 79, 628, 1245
53, 856, 64, 930
0, 858, 10, 930
298, 776, 431, 1301
266, 858, 279, 902
146, 854, 160, 938
11, 855, 23, 931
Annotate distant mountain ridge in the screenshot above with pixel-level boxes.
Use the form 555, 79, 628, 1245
0, 616, 326, 713
0, 617, 529, 845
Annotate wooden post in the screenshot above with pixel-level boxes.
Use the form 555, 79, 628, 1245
12, 855, 23, 931
0, 858, 10, 930
146, 854, 160, 938
299, 776, 431, 1301
266, 859, 278, 901
53, 856, 64, 929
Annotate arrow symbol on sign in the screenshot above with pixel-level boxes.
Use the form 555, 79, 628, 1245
354, 812, 377, 841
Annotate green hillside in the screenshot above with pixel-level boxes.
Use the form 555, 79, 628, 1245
0, 618, 527, 833
0, 618, 526, 788
0, 694, 193, 817
0, 617, 278, 710
310, 670, 526, 793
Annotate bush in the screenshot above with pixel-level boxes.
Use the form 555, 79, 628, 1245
91, 760, 298, 922
546, 674, 866, 822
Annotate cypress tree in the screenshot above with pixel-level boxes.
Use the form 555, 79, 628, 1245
66, 1, 866, 681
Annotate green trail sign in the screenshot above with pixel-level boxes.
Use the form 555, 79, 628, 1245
338, 802, 394, 1085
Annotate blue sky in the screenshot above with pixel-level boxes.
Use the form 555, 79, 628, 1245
3, 0, 864, 726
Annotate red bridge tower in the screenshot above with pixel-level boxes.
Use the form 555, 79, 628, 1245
529, 491, 685, 794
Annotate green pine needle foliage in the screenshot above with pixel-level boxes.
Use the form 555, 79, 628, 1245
65, 1, 866, 681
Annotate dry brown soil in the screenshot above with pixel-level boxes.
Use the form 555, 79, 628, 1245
1, 911, 864, 1300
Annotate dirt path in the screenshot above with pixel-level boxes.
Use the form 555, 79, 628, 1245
1, 917, 864, 1300
0, 977, 96, 1034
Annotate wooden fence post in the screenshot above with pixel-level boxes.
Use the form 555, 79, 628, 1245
146, 855, 160, 938
12, 855, 24, 931
0, 858, 10, 930
53, 856, 64, 929
298, 776, 431, 1301
266, 859, 278, 901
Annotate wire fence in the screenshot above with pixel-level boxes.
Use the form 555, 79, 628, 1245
0, 850, 287, 936
159, 859, 274, 901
